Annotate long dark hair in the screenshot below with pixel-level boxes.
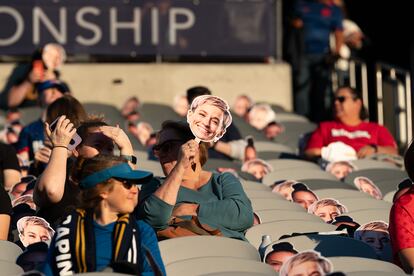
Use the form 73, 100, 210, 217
336, 86, 369, 120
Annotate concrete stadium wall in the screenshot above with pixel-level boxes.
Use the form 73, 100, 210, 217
0, 63, 292, 111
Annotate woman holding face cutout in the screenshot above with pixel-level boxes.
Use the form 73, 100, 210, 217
137, 120, 253, 240
187, 95, 232, 142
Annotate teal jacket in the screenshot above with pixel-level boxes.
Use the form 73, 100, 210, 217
137, 172, 254, 240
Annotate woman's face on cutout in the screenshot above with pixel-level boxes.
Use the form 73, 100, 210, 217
293, 191, 318, 209
188, 103, 224, 141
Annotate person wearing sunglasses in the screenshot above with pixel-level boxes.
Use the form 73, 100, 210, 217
136, 120, 253, 240
305, 86, 397, 160
42, 155, 166, 275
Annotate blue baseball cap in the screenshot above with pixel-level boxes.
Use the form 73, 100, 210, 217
36, 80, 70, 94
80, 163, 153, 189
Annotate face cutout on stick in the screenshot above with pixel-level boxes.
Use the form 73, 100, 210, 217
187, 95, 232, 143
17, 216, 55, 248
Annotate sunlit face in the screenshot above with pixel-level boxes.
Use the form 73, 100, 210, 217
314, 205, 341, 223
248, 109, 268, 130
329, 163, 353, 180
293, 191, 318, 210
76, 128, 114, 159
358, 179, 382, 199
287, 261, 325, 276
20, 225, 51, 247
246, 163, 267, 180
266, 251, 296, 272
104, 179, 139, 214
360, 230, 390, 256
334, 88, 361, 120
273, 185, 293, 201
188, 103, 224, 141
233, 97, 251, 117
137, 125, 152, 146
42, 45, 64, 69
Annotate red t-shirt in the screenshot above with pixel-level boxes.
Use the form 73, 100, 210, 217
389, 187, 414, 268
306, 121, 397, 152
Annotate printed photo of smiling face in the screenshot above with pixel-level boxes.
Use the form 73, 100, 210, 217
187, 95, 232, 142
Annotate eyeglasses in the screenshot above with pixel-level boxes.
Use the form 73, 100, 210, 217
152, 139, 184, 156
334, 96, 356, 103
114, 178, 137, 190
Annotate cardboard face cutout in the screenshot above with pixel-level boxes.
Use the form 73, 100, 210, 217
17, 216, 55, 248
187, 95, 232, 143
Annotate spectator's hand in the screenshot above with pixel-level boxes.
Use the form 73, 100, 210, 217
98, 125, 133, 153
45, 115, 76, 148
34, 146, 52, 164
172, 203, 199, 217
177, 140, 198, 170
357, 145, 376, 158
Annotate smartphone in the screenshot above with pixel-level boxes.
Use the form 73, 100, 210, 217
32, 60, 44, 81
49, 116, 82, 151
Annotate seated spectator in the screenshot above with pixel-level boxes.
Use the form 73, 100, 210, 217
308, 198, 348, 223
389, 141, 414, 272
291, 183, 319, 209
232, 94, 253, 119
272, 180, 297, 200
279, 250, 333, 276
0, 142, 21, 191
392, 178, 413, 202
247, 103, 277, 131
331, 215, 360, 237
17, 216, 54, 248
325, 160, 354, 180
241, 158, 273, 181
353, 176, 382, 199
264, 242, 298, 272
172, 94, 189, 117
0, 185, 12, 240
137, 121, 253, 240
354, 221, 391, 261
42, 155, 165, 275
305, 86, 398, 160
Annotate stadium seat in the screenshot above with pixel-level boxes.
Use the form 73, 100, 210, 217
165, 256, 275, 276
159, 236, 260, 266
275, 112, 309, 123
338, 198, 392, 212
138, 103, 182, 130
347, 209, 390, 224
266, 159, 320, 171
344, 168, 407, 188
382, 190, 395, 203
74, 273, 131, 275
263, 170, 337, 186
328, 256, 405, 274
351, 159, 400, 170
257, 151, 299, 160
19, 106, 42, 125
250, 198, 304, 212
278, 234, 377, 259
254, 141, 295, 154
315, 188, 371, 200
231, 115, 268, 141
345, 271, 406, 276
241, 181, 272, 191
0, 260, 24, 275
299, 179, 356, 191
246, 220, 336, 248
0, 240, 23, 262
274, 121, 317, 150
138, 160, 164, 177
203, 158, 241, 171
254, 210, 322, 224
245, 190, 285, 200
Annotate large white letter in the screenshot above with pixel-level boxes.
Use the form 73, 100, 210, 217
151, 7, 159, 45
75, 7, 102, 46
0, 7, 24, 46
33, 7, 67, 44
110, 7, 141, 45
169, 8, 195, 45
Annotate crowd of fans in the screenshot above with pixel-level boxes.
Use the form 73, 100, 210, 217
0, 42, 412, 276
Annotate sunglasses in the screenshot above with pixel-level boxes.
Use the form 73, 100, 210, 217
152, 139, 184, 156
334, 96, 357, 103
114, 178, 137, 190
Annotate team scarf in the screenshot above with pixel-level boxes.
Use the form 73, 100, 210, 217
52, 208, 143, 275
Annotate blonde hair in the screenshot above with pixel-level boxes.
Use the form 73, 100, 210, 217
279, 250, 333, 276
353, 176, 383, 199
17, 216, 55, 237
241, 159, 273, 174
272, 180, 297, 200
247, 103, 276, 130
354, 220, 389, 240
308, 198, 348, 214
325, 160, 356, 172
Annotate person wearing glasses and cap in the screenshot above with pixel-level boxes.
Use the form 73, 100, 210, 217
305, 86, 397, 160
41, 154, 166, 275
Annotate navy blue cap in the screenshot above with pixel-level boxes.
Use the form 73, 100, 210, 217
80, 163, 153, 189
36, 80, 69, 94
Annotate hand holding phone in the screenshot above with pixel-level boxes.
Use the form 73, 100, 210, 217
49, 115, 82, 151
